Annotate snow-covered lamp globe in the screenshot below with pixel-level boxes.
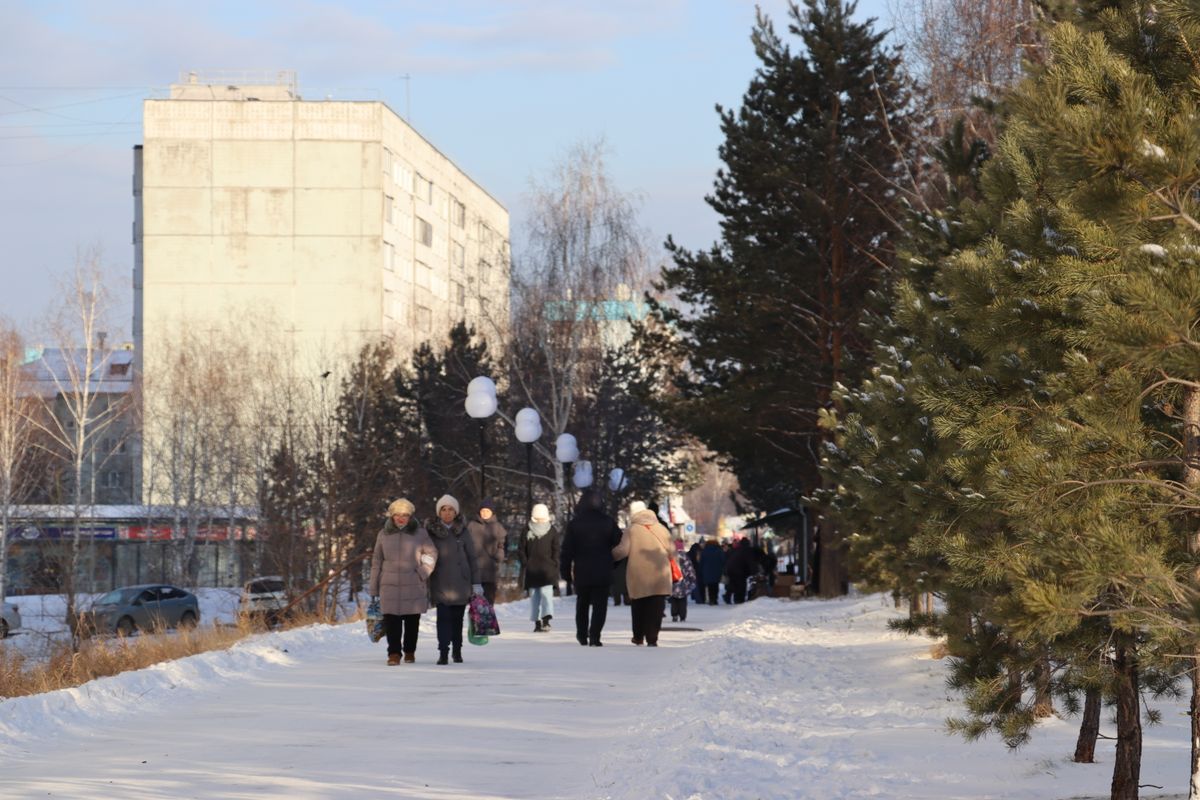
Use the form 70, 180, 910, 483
514, 407, 542, 444
573, 460, 593, 489
465, 376, 498, 419
608, 467, 627, 492
555, 433, 579, 463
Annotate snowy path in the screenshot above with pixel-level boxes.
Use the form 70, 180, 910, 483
0, 595, 1192, 799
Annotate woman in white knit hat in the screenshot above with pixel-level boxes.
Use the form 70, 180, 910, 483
427, 494, 482, 664
521, 502, 559, 633
368, 498, 438, 665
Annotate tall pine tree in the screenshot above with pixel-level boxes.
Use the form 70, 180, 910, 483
645, 0, 918, 594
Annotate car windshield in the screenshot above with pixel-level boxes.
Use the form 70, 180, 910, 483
95, 588, 138, 606
248, 579, 285, 594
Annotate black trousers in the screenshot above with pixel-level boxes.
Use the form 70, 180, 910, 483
384, 613, 419, 655
435, 603, 466, 654
631, 595, 667, 645
482, 582, 498, 606
729, 578, 747, 604
669, 595, 688, 622
574, 584, 610, 644
704, 583, 720, 605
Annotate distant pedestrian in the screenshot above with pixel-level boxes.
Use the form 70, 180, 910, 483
427, 494, 482, 665
560, 489, 622, 646
725, 538, 759, 604
687, 542, 703, 603
467, 497, 508, 605
521, 503, 559, 633
368, 498, 438, 666
670, 540, 697, 623
612, 500, 674, 647
699, 539, 725, 605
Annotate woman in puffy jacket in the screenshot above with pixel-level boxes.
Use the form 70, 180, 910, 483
521, 503, 559, 632
612, 500, 674, 647
369, 498, 438, 666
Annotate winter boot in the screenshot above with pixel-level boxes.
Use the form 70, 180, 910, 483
387, 653, 401, 666
534, 620, 543, 633
403, 651, 415, 664
452, 647, 463, 663
542, 615, 552, 630
436, 651, 449, 665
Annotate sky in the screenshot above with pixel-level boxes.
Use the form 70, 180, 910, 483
0, 0, 893, 340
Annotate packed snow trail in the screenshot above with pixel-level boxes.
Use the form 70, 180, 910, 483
0, 595, 1192, 799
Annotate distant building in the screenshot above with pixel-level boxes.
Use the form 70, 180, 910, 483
23, 345, 138, 505
132, 71, 510, 499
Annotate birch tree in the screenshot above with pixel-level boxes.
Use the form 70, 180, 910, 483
0, 321, 36, 606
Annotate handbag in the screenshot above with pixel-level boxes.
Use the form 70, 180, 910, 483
670, 557, 683, 583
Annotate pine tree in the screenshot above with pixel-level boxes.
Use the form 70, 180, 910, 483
645, 0, 918, 594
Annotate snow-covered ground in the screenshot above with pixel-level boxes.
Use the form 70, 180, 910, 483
0, 593, 1190, 799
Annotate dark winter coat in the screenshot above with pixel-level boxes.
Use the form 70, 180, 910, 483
725, 539, 761, 582
427, 517, 479, 606
560, 507, 622, 588
699, 542, 726, 584
368, 518, 438, 615
466, 516, 508, 583
521, 523, 560, 589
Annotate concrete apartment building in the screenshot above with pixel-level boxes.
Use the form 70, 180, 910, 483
133, 70, 510, 374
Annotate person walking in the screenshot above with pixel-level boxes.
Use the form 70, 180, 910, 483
669, 540, 697, 623
467, 497, 508, 605
699, 539, 725, 605
520, 502, 559, 633
559, 489, 622, 647
724, 537, 758, 604
368, 498, 438, 666
427, 494, 481, 665
687, 542, 703, 603
612, 500, 674, 647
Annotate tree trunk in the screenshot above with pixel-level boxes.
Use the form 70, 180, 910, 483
1073, 685, 1101, 763
1110, 640, 1142, 800
1033, 656, 1054, 718
1184, 386, 1200, 799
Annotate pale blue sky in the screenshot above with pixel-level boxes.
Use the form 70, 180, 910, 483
0, 0, 893, 337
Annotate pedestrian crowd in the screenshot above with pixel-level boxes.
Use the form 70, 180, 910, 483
367, 489, 777, 665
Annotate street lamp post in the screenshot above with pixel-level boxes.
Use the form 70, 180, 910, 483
465, 376, 498, 498
555, 433, 580, 512
514, 408, 542, 515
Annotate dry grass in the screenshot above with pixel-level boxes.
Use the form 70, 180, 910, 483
0, 609, 342, 700
929, 640, 950, 660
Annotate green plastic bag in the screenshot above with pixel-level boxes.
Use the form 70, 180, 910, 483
467, 616, 488, 646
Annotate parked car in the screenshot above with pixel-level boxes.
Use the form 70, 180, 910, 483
239, 576, 288, 625
77, 584, 200, 636
1, 600, 20, 638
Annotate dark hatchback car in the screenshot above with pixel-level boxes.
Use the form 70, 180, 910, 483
79, 584, 200, 636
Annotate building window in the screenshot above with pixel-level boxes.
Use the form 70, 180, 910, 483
415, 260, 431, 288
452, 281, 465, 306
384, 195, 394, 225
395, 163, 412, 194
104, 470, 125, 489
416, 217, 433, 247
386, 242, 395, 271
480, 258, 491, 286
451, 198, 466, 228
417, 305, 432, 332
383, 148, 393, 178
415, 174, 433, 204
452, 241, 465, 269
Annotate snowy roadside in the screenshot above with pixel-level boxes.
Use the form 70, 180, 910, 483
0, 593, 1192, 799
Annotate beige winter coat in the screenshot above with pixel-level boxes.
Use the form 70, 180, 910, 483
369, 518, 438, 615
612, 509, 674, 600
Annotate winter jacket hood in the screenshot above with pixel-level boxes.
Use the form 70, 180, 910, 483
383, 517, 421, 536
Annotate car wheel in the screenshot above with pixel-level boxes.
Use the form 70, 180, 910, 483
179, 611, 198, 629
0, 619, 8, 639
116, 616, 136, 637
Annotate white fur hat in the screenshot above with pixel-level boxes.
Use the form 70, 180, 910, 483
629, 500, 648, 516
436, 494, 460, 515
530, 503, 551, 522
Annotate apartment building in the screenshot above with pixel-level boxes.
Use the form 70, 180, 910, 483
133, 71, 510, 372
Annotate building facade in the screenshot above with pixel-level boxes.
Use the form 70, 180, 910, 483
134, 70, 509, 369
